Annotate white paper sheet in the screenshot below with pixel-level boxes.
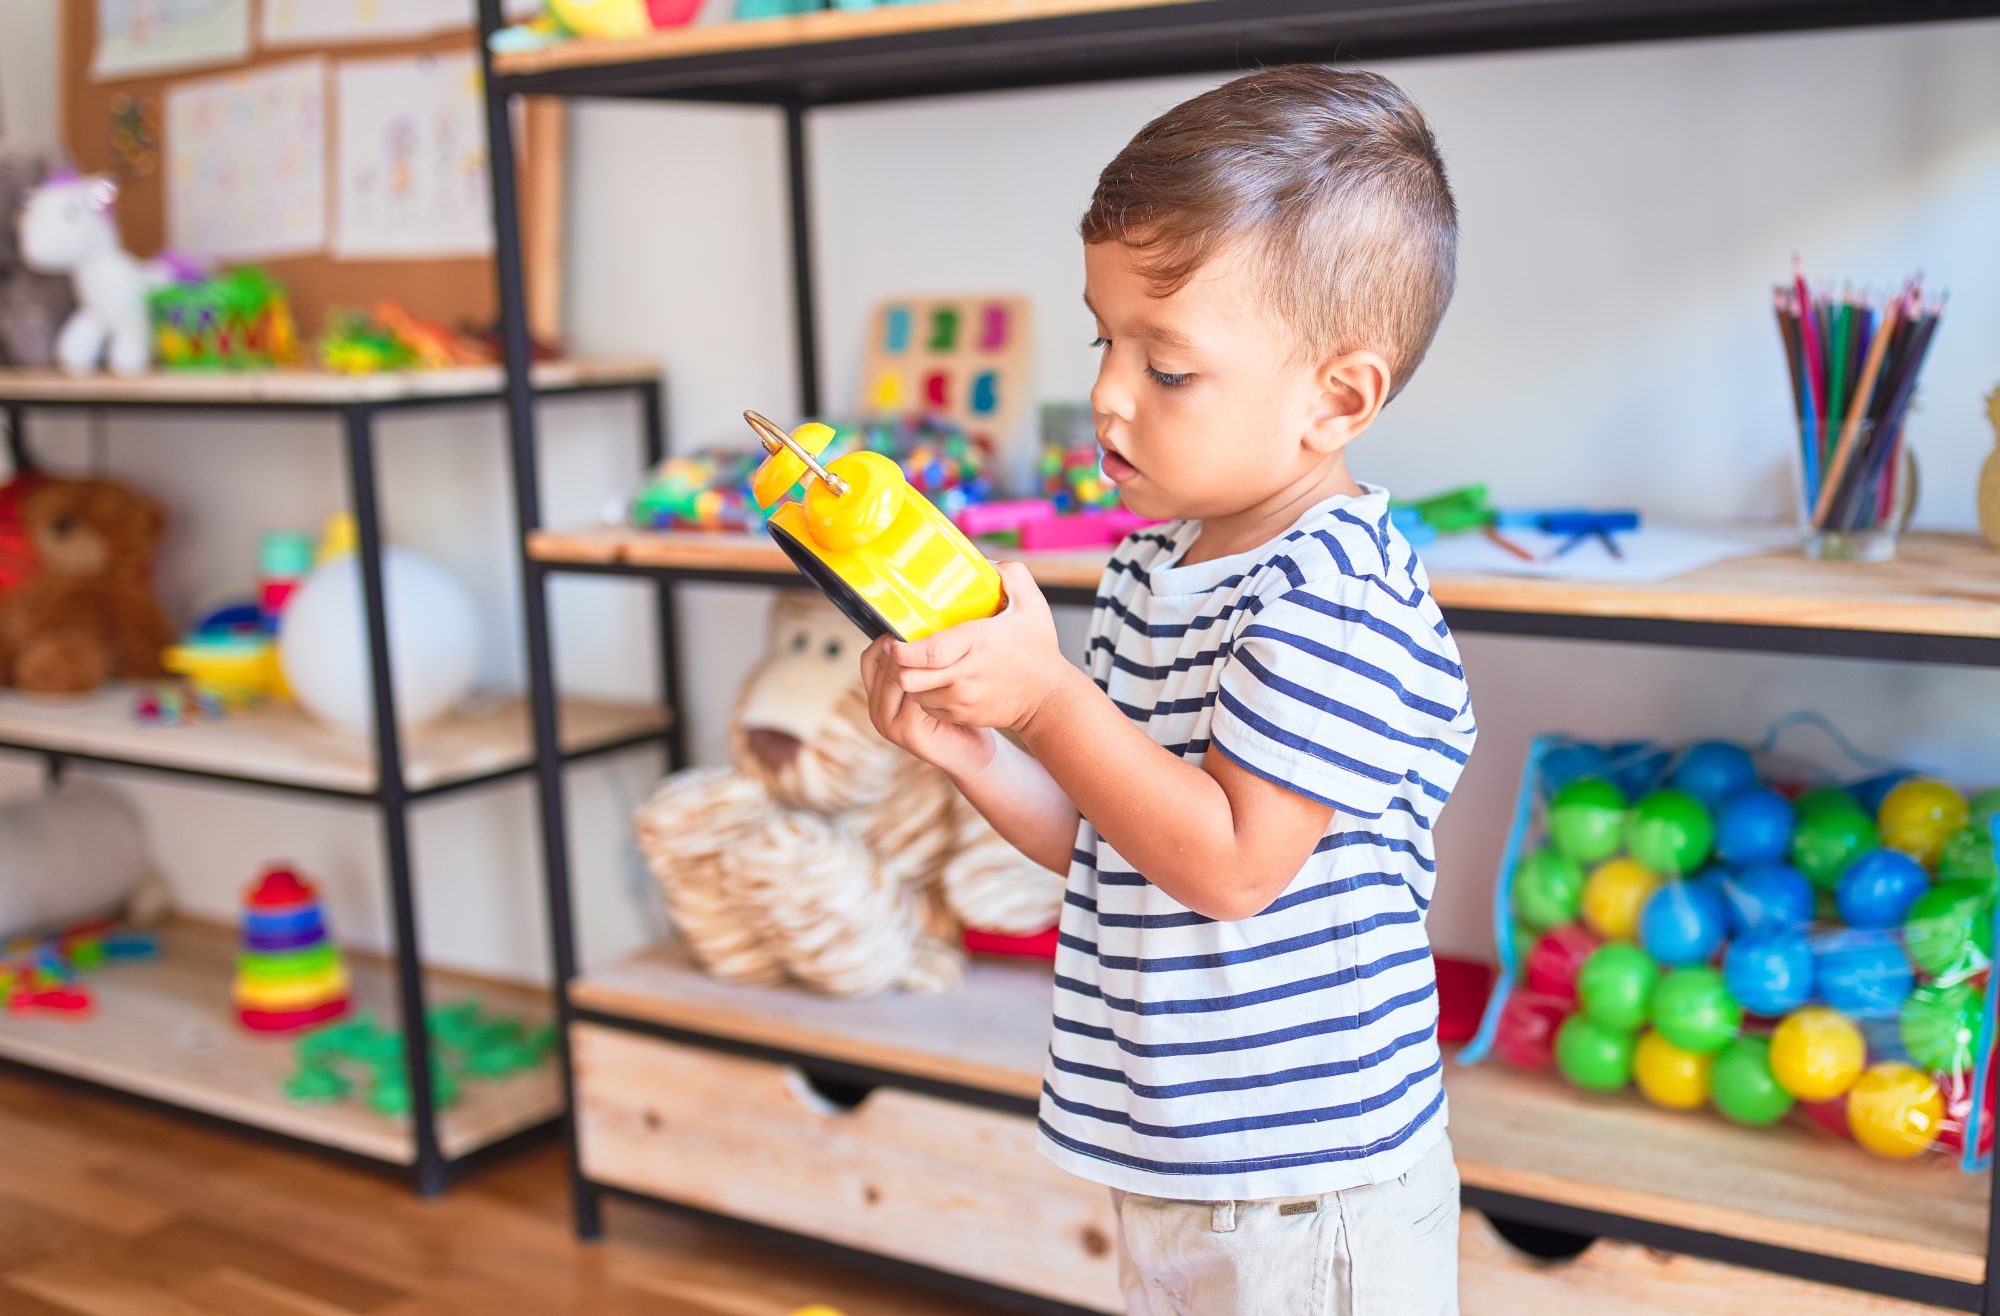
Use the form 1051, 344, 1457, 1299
94, 0, 250, 80
1416, 522, 1799, 584
332, 52, 493, 260
165, 58, 327, 261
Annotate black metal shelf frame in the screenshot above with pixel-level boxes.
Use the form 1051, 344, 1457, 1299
476, 0, 2000, 1308
0, 375, 667, 1196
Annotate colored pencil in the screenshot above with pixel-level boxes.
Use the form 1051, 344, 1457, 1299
1773, 264, 1943, 538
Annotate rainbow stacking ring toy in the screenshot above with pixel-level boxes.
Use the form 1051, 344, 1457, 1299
234, 866, 351, 1033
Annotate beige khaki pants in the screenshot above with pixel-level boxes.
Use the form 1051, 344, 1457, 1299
1108, 1134, 1460, 1316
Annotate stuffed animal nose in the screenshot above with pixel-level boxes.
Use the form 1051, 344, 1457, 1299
745, 728, 802, 770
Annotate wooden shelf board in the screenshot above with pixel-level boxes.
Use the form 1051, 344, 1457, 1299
488, 0, 1995, 105
0, 688, 668, 795
1446, 1053, 1987, 1285
0, 357, 658, 405
493, 0, 1197, 76
529, 525, 1111, 593
572, 938, 1987, 1284
530, 524, 2000, 640
0, 920, 559, 1164
567, 937, 1051, 1102
1431, 531, 2000, 640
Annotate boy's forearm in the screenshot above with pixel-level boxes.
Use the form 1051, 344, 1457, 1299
948, 732, 1083, 876
1016, 666, 1251, 914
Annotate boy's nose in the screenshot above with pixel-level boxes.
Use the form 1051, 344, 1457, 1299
1089, 371, 1133, 428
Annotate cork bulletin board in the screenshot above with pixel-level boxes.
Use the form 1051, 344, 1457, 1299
58, 0, 563, 339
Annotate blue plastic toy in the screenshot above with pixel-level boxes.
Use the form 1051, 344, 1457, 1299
1541, 743, 1616, 798
1835, 849, 1931, 930
1723, 931, 1815, 1016
1670, 741, 1760, 811
1723, 863, 1816, 934
1815, 929, 1916, 1019
1639, 879, 1730, 966
1716, 788, 1797, 867
1610, 741, 1673, 800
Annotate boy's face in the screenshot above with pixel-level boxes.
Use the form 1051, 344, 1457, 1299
1083, 239, 1354, 526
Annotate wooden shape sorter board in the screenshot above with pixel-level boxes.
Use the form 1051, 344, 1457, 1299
860, 295, 1032, 451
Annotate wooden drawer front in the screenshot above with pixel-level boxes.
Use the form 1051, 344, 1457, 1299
572, 1023, 1122, 1313
1464, 1211, 1953, 1315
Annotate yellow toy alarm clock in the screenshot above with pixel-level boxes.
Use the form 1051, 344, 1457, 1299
744, 410, 1004, 641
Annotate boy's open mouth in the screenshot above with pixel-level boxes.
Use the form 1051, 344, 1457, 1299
1099, 444, 1139, 484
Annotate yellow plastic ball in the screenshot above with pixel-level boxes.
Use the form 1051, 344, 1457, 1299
1878, 778, 1969, 870
1845, 1062, 1944, 1159
1770, 1006, 1866, 1102
1633, 1029, 1713, 1110
1582, 857, 1662, 940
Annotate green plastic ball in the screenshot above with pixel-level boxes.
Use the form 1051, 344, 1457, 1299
1904, 881, 1995, 979
1626, 789, 1715, 877
1970, 788, 2000, 834
1795, 786, 1856, 818
1514, 848, 1586, 931
1578, 943, 1659, 1033
1550, 779, 1630, 866
1792, 802, 1878, 889
1650, 965, 1742, 1054
1555, 1014, 1636, 1092
1900, 981, 1984, 1074
1710, 1036, 1796, 1127
1510, 921, 1539, 968
1939, 827, 1998, 889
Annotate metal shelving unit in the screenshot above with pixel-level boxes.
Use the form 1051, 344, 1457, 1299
0, 361, 668, 1194
476, 1, 2000, 1309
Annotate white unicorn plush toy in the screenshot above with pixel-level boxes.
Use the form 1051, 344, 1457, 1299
19, 173, 179, 376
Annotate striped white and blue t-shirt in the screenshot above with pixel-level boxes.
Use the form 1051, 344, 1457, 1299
1036, 484, 1477, 1201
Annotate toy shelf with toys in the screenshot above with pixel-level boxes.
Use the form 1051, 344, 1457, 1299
0, 919, 557, 1166
527, 524, 2000, 663
477, 0, 2000, 1312
0, 355, 672, 1196
485, 0, 2000, 104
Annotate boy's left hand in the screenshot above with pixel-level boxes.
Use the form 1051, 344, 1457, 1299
882, 562, 1071, 733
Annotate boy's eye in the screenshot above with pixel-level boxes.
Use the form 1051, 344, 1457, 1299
1089, 337, 1109, 349
1147, 366, 1192, 388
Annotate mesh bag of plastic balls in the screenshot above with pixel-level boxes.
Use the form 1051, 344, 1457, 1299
1462, 719, 2000, 1170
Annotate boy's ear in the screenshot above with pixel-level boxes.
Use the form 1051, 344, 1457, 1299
1304, 350, 1392, 454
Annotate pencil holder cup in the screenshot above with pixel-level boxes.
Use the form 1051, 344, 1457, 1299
1792, 418, 1913, 563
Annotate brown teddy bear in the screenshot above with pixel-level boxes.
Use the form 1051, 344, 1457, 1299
0, 476, 175, 693
636, 590, 1063, 997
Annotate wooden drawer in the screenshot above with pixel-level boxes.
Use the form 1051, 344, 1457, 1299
571, 1022, 1123, 1313
1463, 1211, 1953, 1315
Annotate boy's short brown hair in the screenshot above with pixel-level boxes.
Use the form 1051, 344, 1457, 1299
1082, 65, 1456, 399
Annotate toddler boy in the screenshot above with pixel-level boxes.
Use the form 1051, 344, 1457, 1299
861, 64, 1474, 1315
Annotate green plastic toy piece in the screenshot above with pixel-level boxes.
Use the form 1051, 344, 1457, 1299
283, 1063, 351, 1103
1394, 484, 1495, 535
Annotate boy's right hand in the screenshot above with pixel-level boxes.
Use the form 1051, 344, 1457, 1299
861, 636, 997, 781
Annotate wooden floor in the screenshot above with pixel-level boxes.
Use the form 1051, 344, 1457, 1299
0, 1068, 1008, 1316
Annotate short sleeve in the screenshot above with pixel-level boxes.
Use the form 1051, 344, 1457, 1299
1211, 585, 1471, 818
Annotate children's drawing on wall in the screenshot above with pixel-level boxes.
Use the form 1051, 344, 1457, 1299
164, 58, 327, 261
93, 0, 251, 81
333, 53, 493, 260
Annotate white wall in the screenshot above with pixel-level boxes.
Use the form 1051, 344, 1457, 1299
3, 8, 1996, 976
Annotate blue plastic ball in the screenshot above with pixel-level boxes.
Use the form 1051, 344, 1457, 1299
1724, 864, 1816, 934
1610, 741, 1672, 799
1669, 742, 1760, 811
1639, 879, 1730, 966
1723, 931, 1815, 1017
1716, 788, 1796, 867
1835, 849, 1930, 930
1849, 770, 1914, 817
1815, 930, 1915, 1019
1541, 743, 1615, 798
